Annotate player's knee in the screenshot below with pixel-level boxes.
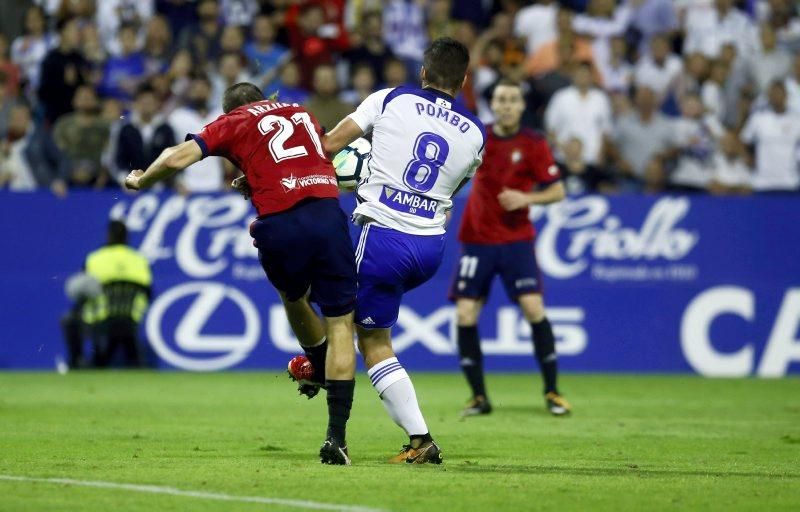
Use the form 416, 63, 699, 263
519, 294, 546, 323
456, 300, 481, 326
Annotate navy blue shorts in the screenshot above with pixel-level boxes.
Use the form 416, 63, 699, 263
449, 240, 543, 302
355, 224, 445, 328
249, 198, 357, 317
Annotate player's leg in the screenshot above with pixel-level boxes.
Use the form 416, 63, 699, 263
355, 225, 443, 464
499, 240, 571, 416
280, 291, 329, 396
450, 244, 496, 416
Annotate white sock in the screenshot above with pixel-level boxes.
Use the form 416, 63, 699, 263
367, 357, 429, 437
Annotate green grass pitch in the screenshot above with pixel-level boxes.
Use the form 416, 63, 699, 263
1, 372, 798, 511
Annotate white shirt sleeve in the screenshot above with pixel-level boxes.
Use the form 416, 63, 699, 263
740, 114, 758, 144
347, 88, 394, 134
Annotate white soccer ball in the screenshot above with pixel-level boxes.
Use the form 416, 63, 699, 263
332, 137, 371, 190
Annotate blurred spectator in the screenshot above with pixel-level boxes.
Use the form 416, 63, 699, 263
628, 0, 679, 52
0, 103, 68, 195
168, 75, 225, 193
740, 80, 800, 192
244, 15, 290, 90
597, 35, 632, 93
54, 0, 95, 26
668, 93, 724, 192
305, 64, 352, 131
343, 11, 395, 85
749, 23, 792, 94
166, 49, 194, 104
0, 34, 21, 97
701, 59, 730, 122
559, 136, 616, 193
428, 0, 457, 40
0, 1, 33, 43
38, 17, 90, 125
99, 23, 147, 101
383, 0, 428, 76
525, 8, 595, 78
11, 5, 55, 95
545, 62, 612, 166
53, 85, 110, 189
113, 84, 175, 184
676, 52, 710, 98
341, 63, 376, 106
786, 54, 800, 113
96, 0, 154, 56
143, 15, 174, 76
382, 56, 414, 89
220, 25, 246, 54
84, 220, 152, 368
61, 270, 102, 369
608, 86, 676, 190
633, 34, 682, 105
515, 0, 558, 56
156, 0, 198, 38
708, 130, 752, 195
683, 0, 758, 59
219, 0, 259, 27
81, 21, 107, 69
572, 0, 632, 71
210, 52, 253, 109
0, 72, 20, 139
286, 3, 339, 89
178, 0, 222, 63
271, 61, 309, 104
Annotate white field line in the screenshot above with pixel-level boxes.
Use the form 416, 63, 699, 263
0, 474, 389, 512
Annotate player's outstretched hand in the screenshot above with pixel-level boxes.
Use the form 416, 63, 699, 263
498, 188, 530, 211
231, 175, 252, 200
125, 170, 144, 191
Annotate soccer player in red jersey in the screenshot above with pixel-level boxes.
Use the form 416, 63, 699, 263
450, 79, 572, 417
125, 83, 357, 464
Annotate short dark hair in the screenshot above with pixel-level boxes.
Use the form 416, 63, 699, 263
108, 221, 128, 245
134, 83, 157, 99
422, 37, 470, 91
223, 82, 264, 113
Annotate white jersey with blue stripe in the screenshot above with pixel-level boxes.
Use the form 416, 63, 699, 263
347, 87, 486, 235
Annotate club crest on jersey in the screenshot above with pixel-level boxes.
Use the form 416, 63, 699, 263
281, 175, 297, 191
511, 150, 523, 163
379, 186, 438, 219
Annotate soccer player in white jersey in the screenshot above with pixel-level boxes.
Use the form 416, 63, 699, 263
323, 38, 486, 464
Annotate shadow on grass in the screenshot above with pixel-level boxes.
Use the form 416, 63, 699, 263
448, 463, 800, 480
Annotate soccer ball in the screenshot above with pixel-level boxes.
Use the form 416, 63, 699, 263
332, 137, 371, 190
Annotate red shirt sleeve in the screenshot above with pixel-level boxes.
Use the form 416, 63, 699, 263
529, 136, 561, 185
187, 113, 233, 159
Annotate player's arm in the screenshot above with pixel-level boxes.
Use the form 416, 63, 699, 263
124, 140, 203, 190
498, 180, 565, 211
322, 117, 364, 155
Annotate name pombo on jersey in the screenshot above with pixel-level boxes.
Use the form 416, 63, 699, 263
414, 101, 472, 134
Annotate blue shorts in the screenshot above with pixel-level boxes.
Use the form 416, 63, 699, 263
355, 224, 445, 328
449, 240, 543, 302
249, 198, 357, 317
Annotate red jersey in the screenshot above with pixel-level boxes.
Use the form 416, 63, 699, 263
191, 100, 338, 216
458, 126, 560, 244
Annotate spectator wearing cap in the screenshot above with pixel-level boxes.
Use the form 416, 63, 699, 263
0, 103, 69, 196
99, 23, 147, 101
53, 85, 111, 189
740, 80, 800, 192
38, 17, 90, 125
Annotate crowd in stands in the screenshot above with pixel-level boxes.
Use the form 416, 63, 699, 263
0, 0, 799, 196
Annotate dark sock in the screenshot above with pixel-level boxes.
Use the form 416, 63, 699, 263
409, 432, 433, 449
531, 318, 558, 394
457, 325, 487, 398
303, 339, 327, 383
325, 379, 354, 444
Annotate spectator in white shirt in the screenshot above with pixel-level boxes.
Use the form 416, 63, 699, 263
683, 0, 758, 59
740, 80, 800, 192
786, 54, 800, 113
514, 0, 559, 56
545, 61, 613, 165
11, 6, 55, 95
597, 35, 633, 93
633, 33, 682, 104
168, 75, 225, 194
572, 0, 632, 73
708, 130, 752, 195
669, 93, 724, 191
749, 23, 793, 94
96, 0, 154, 57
